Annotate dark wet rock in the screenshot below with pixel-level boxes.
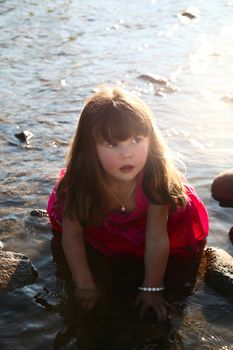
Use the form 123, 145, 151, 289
229, 227, 233, 245
211, 168, 233, 207
30, 209, 48, 218
0, 250, 38, 293
205, 247, 233, 298
14, 130, 34, 143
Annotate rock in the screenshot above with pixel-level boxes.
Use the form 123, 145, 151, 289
181, 11, 196, 19
30, 209, 48, 218
155, 83, 179, 97
229, 227, 233, 244
14, 130, 34, 143
181, 7, 200, 19
155, 90, 166, 97
138, 74, 168, 85
204, 247, 233, 298
138, 74, 179, 97
221, 93, 233, 106
211, 168, 233, 207
0, 250, 38, 293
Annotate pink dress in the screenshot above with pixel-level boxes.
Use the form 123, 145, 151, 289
47, 169, 208, 257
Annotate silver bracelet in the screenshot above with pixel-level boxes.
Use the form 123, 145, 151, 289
138, 286, 165, 292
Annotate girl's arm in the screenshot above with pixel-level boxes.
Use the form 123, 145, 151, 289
144, 204, 169, 287
62, 216, 98, 309
136, 204, 169, 322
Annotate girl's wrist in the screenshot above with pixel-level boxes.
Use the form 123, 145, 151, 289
138, 285, 164, 292
141, 277, 165, 292
75, 283, 97, 291
142, 278, 164, 287
73, 275, 97, 290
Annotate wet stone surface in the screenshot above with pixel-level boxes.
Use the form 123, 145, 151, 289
0, 249, 38, 293
205, 247, 233, 298
211, 168, 233, 207
14, 130, 34, 143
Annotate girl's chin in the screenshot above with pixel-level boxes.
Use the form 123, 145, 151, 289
111, 173, 139, 184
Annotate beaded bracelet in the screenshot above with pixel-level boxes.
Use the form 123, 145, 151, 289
138, 286, 165, 292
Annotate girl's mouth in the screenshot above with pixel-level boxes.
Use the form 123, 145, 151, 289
120, 165, 134, 172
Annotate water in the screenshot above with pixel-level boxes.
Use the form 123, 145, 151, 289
0, 0, 233, 349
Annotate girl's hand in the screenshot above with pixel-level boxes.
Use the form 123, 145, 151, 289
135, 292, 167, 323
75, 286, 99, 310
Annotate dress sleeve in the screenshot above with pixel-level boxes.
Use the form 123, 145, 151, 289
47, 168, 66, 233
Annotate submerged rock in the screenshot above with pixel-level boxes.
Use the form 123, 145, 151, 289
138, 73, 168, 85
205, 247, 233, 298
14, 130, 34, 143
181, 7, 200, 19
0, 250, 38, 293
138, 74, 179, 97
155, 83, 179, 97
221, 93, 233, 106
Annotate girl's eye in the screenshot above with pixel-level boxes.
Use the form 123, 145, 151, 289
132, 137, 142, 144
105, 142, 118, 148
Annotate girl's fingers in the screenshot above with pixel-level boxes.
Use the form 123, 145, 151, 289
75, 289, 99, 310
139, 302, 149, 317
134, 295, 141, 308
80, 299, 96, 310
135, 293, 168, 322
153, 303, 168, 322
156, 306, 167, 323
135, 295, 148, 316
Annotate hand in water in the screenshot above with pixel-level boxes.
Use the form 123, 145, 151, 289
75, 286, 99, 310
135, 292, 167, 323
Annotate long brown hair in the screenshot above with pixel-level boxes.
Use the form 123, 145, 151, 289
57, 86, 187, 226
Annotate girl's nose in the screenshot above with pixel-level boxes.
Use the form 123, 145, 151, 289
120, 144, 133, 158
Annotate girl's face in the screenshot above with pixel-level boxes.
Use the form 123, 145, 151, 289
96, 135, 149, 184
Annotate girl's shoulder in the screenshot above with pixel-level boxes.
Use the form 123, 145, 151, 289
58, 168, 66, 180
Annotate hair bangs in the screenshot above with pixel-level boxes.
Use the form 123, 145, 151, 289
93, 104, 149, 143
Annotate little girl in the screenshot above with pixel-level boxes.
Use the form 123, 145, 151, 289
47, 86, 208, 323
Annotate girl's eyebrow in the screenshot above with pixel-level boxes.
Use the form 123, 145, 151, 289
105, 135, 145, 142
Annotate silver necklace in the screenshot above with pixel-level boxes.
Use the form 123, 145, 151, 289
109, 181, 136, 211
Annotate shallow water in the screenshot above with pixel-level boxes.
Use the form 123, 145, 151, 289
0, 0, 233, 349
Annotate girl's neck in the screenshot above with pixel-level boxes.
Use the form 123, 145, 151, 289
104, 176, 139, 212
105, 176, 137, 193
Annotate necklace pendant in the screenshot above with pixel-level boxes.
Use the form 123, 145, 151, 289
121, 205, 126, 211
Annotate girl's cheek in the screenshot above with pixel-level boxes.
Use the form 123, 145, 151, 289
101, 152, 118, 169
107, 156, 118, 168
